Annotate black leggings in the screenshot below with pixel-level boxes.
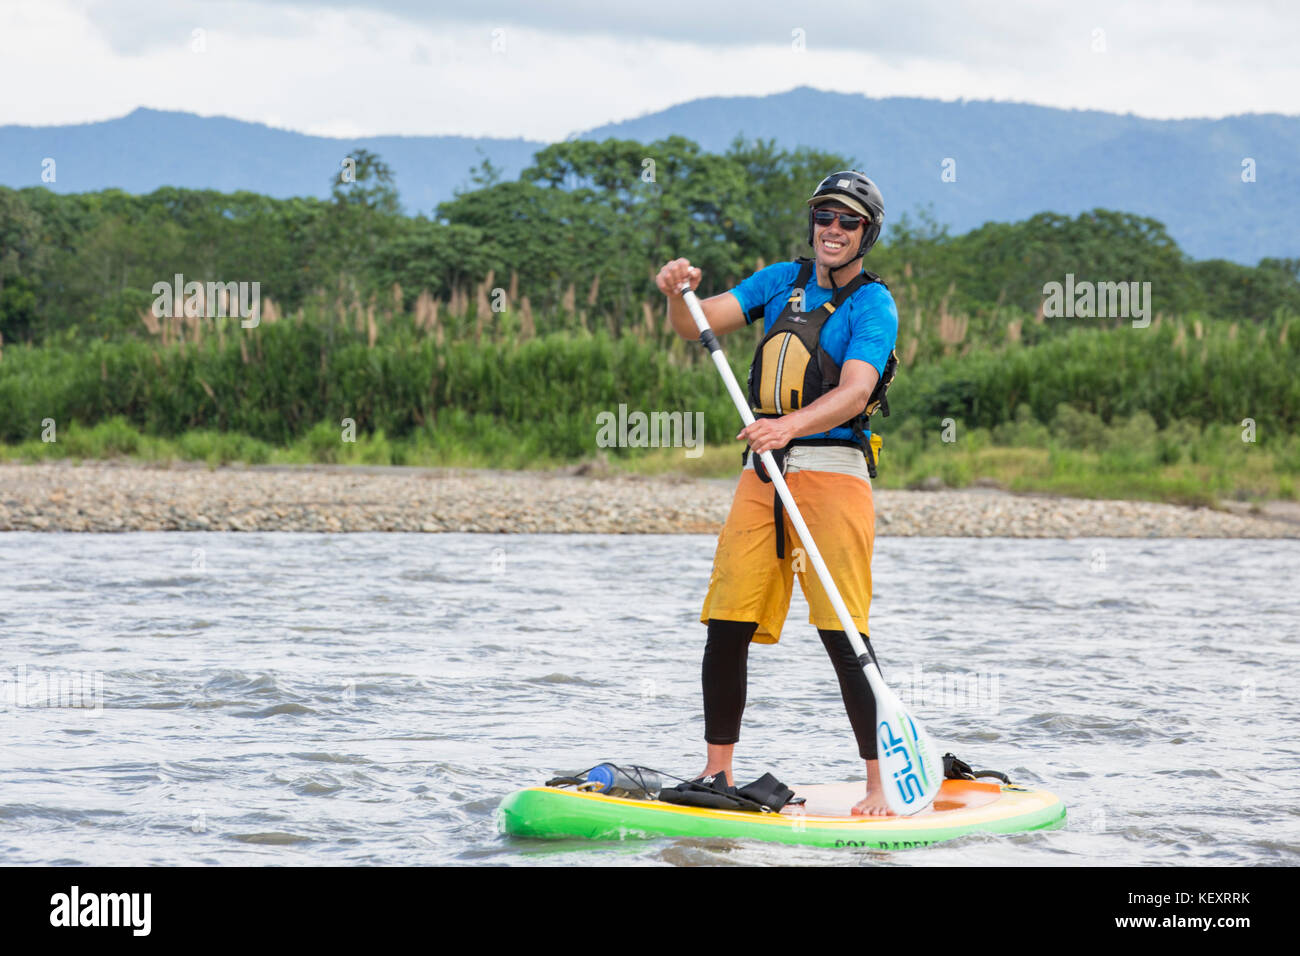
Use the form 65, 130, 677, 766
702, 618, 883, 760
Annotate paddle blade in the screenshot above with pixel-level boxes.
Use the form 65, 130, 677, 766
867, 665, 944, 816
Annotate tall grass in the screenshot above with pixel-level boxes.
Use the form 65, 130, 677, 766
2, 299, 1297, 505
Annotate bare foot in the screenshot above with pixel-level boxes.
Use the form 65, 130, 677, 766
851, 790, 896, 816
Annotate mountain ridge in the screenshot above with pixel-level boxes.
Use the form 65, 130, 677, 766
3, 90, 1296, 264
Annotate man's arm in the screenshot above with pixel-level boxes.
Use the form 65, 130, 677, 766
654, 257, 748, 341
666, 291, 746, 341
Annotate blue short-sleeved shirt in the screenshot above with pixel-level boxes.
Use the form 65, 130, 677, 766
728, 261, 900, 442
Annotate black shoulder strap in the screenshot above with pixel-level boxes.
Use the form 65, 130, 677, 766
832, 269, 890, 308
746, 258, 816, 325
830, 272, 868, 308
790, 257, 815, 297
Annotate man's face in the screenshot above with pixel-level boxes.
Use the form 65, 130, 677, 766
812, 202, 864, 270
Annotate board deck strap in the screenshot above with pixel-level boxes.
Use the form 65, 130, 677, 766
498, 778, 1066, 850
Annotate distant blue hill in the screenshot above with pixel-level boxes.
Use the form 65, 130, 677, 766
0, 107, 543, 212
3, 90, 1297, 264
581, 88, 1299, 266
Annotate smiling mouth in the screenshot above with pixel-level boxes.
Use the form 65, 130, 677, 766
821, 237, 848, 253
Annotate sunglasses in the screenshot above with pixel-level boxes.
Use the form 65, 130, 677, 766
812, 209, 865, 230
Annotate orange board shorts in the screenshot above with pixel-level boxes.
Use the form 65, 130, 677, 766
699, 469, 875, 644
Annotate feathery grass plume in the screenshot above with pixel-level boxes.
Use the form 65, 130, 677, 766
913, 308, 922, 332
578, 309, 589, 333
1034, 298, 1046, 324
903, 262, 913, 279
1280, 322, 1288, 346
476, 279, 491, 319
418, 294, 431, 334
217, 314, 226, 350
392, 282, 404, 314
755, 256, 766, 271
642, 301, 655, 337
263, 297, 280, 324
1153, 312, 1163, 328
519, 296, 535, 340
562, 282, 576, 314
1228, 322, 1238, 341
587, 275, 600, 307
1173, 323, 1187, 353
414, 289, 434, 330
451, 285, 466, 318
508, 271, 518, 303
140, 308, 161, 338
903, 336, 919, 365
367, 302, 377, 349
240, 335, 250, 364
938, 311, 968, 349
1006, 319, 1022, 344
1193, 318, 1204, 340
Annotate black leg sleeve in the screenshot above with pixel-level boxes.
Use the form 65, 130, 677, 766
817, 629, 883, 761
702, 619, 757, 745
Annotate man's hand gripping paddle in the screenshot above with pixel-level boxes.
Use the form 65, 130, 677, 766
679, 284, 943, 815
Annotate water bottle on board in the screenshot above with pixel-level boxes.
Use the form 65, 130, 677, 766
583, 764, 660, 798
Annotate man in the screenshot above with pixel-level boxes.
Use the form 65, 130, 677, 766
654, 170, 900, 815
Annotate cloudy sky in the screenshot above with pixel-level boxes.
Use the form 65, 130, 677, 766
2, 0, 1296, 139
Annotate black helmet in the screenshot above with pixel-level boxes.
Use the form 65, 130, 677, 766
806, 170, 885, 257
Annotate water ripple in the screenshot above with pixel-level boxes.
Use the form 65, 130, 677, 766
0, 532, 1296, 865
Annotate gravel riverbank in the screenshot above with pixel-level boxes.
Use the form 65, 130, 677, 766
5, 457, 1294, 535
2, 460, 1297, 537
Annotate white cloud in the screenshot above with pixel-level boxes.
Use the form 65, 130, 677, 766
0, 0, 1295, 139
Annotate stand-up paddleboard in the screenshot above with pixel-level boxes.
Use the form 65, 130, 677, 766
499, 778, 1065, 850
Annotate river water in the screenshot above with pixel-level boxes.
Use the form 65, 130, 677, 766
1, 532, 1297, 866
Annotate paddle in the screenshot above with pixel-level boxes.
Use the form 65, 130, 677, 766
679, 283, 944, 816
